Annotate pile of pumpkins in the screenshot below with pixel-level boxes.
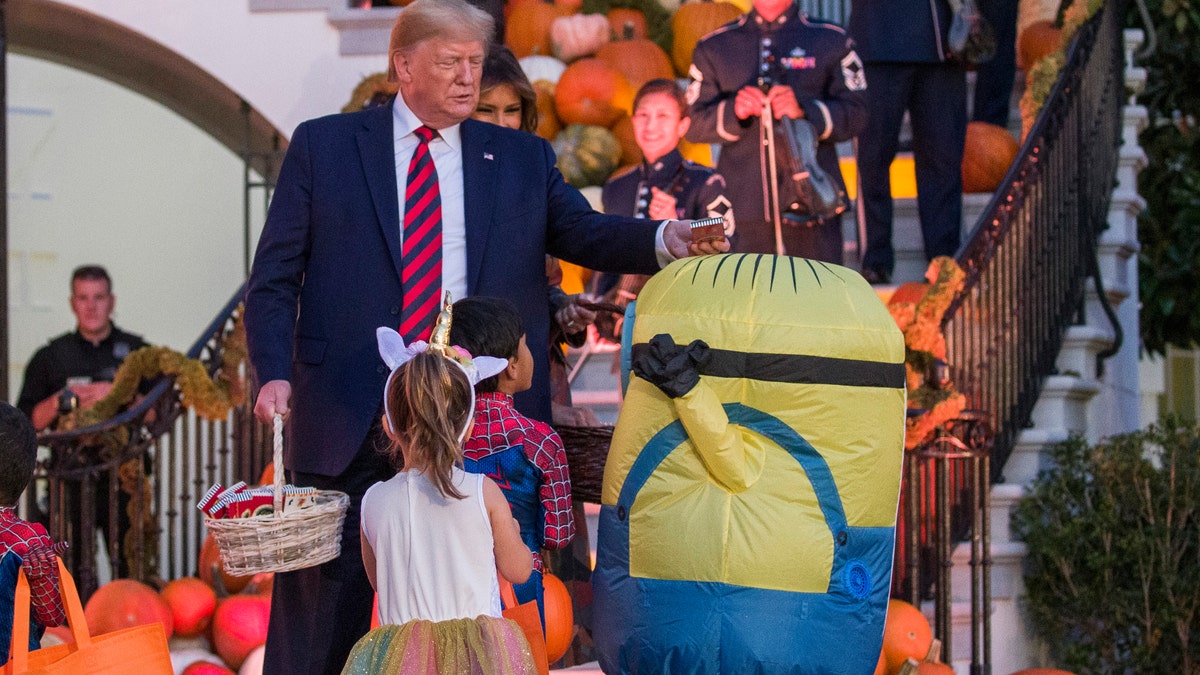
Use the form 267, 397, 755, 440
358, 0, 1025, 198
500, 0, 1022, 196
43, 533, 274, 675
505, 0, 746, 191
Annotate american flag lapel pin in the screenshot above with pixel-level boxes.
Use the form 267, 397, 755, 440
483, 152, 494, 160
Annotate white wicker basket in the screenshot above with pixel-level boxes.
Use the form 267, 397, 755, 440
205, 414, 349, 575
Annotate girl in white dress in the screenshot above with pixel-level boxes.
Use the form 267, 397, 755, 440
342, 318, 536, 675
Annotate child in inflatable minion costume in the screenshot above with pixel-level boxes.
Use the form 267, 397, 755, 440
593, 254, 907, 674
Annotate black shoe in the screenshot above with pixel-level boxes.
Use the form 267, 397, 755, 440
860, 267, 891, 285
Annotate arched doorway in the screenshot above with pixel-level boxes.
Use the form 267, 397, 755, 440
7, 0, 284, 180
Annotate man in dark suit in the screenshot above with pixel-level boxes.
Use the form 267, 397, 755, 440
244, 0, 726, 672
850, 0, 967, 285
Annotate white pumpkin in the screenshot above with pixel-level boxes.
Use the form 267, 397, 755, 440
519, 55, 568, 86
550, 14, 613, 63
578, 185, 605, 212
238, 645, 266, 675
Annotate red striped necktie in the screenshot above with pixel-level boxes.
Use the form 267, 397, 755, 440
399, 125, 442, 343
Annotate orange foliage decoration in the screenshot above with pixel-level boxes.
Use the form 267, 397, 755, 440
887, 257, 968, 449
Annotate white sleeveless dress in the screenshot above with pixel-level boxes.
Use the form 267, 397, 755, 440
360, 466, 503, 624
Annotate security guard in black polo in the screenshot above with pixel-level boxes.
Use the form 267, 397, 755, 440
685, 0, 867, 263
16, 264, 148, 577
594, 79, 733, 319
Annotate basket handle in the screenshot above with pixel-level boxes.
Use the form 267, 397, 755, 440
273, 413, 284, 517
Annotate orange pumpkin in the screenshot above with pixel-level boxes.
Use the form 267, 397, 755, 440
504, 0, 542, 20
961, 121, 1019, 193
554, 58, 634, 128
533, 80, 563, 141
84, 579, 174, 639
212, 594, 272, 670
542, 573, 574, 663
199, 532, 252, 595
596, 31, 674, 91
671, 0, 743, 76
506, 2, 573, 58
881, 599, 933, 673
607, 9, 648, 40
610, 114, 642, 167
162, 576, 218, 638
1017, 20, 1063, 70
257, 462, 274, 486
872, 650, 887, 675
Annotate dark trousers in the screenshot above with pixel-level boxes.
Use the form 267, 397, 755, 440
262, 419, 393, 675
859, 62, 967, 276
973, 0, 1019, 127
733, 214, 843, 265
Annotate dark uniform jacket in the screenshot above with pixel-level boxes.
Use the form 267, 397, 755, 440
16, 326, 148, 419
849, 0, 954, 64
601, 149, 733, 225
597, 149, 733, 299
685, 2, 867, 237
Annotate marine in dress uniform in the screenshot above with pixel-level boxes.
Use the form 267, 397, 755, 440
685, 0, 867, 263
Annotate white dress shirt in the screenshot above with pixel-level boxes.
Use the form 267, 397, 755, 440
393, 94, 469, 301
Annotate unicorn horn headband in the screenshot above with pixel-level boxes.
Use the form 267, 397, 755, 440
377, 292, 508, 442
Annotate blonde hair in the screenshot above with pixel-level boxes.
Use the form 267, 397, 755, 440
384, 351, 474, 499
386, 0, 495, 83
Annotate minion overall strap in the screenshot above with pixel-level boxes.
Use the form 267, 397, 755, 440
629, 344, 906, 388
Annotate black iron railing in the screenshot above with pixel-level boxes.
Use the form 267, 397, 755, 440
944, 0, 1125, 482
890, 2, 1126, 669
32, 285, 270, 599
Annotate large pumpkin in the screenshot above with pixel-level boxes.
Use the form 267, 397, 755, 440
84, 578, 174, 639
554, 58, 634, 128
506, 2, 572, 58
542, 573, 574, 663
162, 576, 218, 638
212, 594, 272, 670
670, 0, 743, 76
199, 532, 252, 594
1017, 20, 1063, 70
881, 599, 933, 673
552, 124, 622, 187
961, 121, 1019, 193
596, 29, 674, 91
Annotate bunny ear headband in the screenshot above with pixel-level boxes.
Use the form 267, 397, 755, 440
377, 293, 508, 442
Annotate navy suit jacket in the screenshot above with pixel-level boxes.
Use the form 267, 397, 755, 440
245, 103, 661, 477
